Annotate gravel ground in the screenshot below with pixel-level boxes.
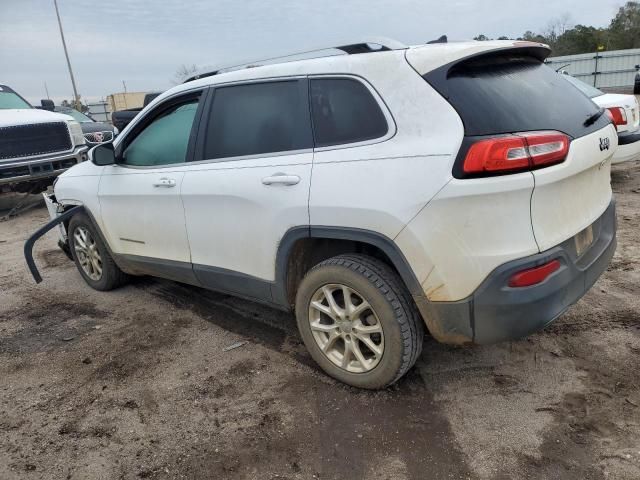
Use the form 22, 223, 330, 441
1, 161, 639, 480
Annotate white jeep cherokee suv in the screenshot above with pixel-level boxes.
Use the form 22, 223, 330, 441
26, 39, 617, 389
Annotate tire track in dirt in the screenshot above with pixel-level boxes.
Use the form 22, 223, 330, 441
143, 279, 472, 479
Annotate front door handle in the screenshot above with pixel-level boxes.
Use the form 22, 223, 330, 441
152, 178, 176, 188
261, 173, 301, 186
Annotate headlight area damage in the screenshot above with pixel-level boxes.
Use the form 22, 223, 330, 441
24, 196, 83, 283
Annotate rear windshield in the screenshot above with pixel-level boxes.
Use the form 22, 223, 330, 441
424, 54, 607, 139
560, 74, 604, 99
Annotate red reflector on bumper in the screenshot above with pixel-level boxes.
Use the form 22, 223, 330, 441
508, 260, 561, 288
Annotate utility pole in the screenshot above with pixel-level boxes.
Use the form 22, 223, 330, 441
53, 0, 81, 110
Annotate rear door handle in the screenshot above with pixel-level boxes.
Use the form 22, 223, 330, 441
261, 173, 301, 186
152, 178, 176, 188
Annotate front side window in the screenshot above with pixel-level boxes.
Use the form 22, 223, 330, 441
310, 78, 388, 147
123, 98, 200, 166
203, 80, 312, 160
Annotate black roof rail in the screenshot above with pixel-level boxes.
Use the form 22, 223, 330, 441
183, 37, 407, 83
427, 35, 448, 44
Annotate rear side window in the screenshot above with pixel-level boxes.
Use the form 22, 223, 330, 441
203, 80, 312, 159
425, 54, 606, 139
310, 78, 388, 147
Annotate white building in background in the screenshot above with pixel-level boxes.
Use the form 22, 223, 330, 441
546, 48, 640, 93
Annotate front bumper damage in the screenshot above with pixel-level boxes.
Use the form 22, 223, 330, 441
24, 195, 83, 283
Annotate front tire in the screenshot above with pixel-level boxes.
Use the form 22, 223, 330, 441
68, 213, 128, 291
295, 254, 423, 389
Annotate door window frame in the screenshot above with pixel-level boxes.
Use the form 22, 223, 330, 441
111, 73, 397, 169
308, 74, 397, 152
192, 76, 313, 164
113, 87, 209, 169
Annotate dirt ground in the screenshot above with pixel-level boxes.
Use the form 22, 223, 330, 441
0, 161, 639, 480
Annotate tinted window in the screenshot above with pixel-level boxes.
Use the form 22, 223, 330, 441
123, 99, 199, 166
425, 55, 606, 139
560, 74, 604, 99
310, 78, 388, 147
58, 108, 94, 122
203, 81, 312, 159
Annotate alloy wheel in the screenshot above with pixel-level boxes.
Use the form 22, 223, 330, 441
308, 283, 384, 373
73, 226, 103, 281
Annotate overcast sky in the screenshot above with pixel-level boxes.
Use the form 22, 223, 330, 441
0, 0, 625, 104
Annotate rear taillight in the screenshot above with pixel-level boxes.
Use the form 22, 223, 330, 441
607, 107, 627, 126
463, 137, 529, 174
508, 259, 561, 288
462, 131, 570, 176
605, 109, 615, 123
522, 132, 570, 167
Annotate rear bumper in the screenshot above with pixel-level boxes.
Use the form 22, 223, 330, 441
0, 146, 88, 186
612, 130, 640, 164
414, 200, 616, 345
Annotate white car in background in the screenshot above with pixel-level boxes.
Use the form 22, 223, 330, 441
561, 73, 640, 164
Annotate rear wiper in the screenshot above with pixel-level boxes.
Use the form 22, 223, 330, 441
584, 108, 605, 127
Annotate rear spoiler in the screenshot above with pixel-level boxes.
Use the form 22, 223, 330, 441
406, 41, 551, 78
410, 43, 551, 100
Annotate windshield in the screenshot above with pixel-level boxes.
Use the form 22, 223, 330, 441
560, 75, 604, 98
0, 89, 32, 109
59, 108, 94, 122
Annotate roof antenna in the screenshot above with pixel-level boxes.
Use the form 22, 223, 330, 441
427, 35, 448, 44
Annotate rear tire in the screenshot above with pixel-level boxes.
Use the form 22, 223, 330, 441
68, 213, 129, 291
295, 254, 423, 389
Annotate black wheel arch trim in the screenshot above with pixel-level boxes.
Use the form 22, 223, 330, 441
272, 225, 423, 308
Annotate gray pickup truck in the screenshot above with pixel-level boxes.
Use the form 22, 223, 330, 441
0, 84, 88, 194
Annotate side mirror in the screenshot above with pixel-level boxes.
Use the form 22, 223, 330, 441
40, 99, 55, 111
90, 143, 116, 166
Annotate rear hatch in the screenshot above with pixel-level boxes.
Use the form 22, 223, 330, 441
407, 42, 617, 252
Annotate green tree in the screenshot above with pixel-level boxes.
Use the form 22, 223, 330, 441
475, 4, 639, 55
521, 30, 548, 43
608, 1, 640, 49
553, 25, 606, 55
